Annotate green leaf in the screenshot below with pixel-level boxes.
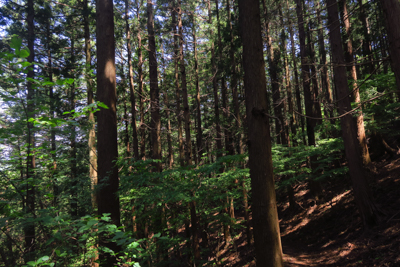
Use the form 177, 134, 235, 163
19, 49, 30, 58
97, 102, 109, 109
65, 78, 74, 84
10, 36, 22, 51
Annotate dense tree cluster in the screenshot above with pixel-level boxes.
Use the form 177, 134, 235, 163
0, 0, 399, 266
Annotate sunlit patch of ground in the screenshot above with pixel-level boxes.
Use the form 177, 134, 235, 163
279, 157, 400, 267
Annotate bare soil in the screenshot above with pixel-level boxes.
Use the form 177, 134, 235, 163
203, 156, 400, 266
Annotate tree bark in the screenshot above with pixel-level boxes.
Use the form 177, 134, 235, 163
192, 14, 203, 165
379, 0, 400, 97
262, 0, 286, 145
358, 0, 374, 75
172, 5, 184, 167
147, 0, 162, 172
327, 0, 380, 228
25, 0, 36, 261
239, 0, 284, 266
316, 0, 333, 119
295, 0, 315, 147
341, 0, 371, 165
96, 0, 121, 263
83, 0, 97, 211
125, 0, 139, 161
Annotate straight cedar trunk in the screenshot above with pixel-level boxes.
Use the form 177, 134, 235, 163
238, 0, 284, 266
83, 2, 99, 265
147, 0, 162, 172
295, 0, 315, 147
341, 0, 371, 165
192, 14, 203, 164
216, 0, 233, 156
211, 41, 223, 157
316, 0, 334, 119
215, 0, 232, 242
358, 0, 374, 75
125, 0, 139, 161
172, 6, 185, 167
25, 0, 36, 261
380, 0, 400, 97
306, 20, 322, 124
136, 1, 146, 160
46, 16, 58, 207
262, 0, 286, 145
96, 0, 121, 264
296, 0, 321, 198
177, 0, 200, 261
69, 35, 78, 217
83, 0, 97, 210
287, 0, 305, 144
279, 4, 290, 145
160, 39, 173, 168
326, 0, 380, 228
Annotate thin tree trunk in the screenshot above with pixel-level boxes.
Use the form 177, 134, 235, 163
379, 0, 400, 97
239, 1, 284, 265
288, 0, 306, 144
177, 0, 200, 261
126, 0, 139, 161
295, 0, 315, 147
358, 0, 374, 75
47, 15, 58, 207
211, 41, 223, 157
25, 0, 36, 261
172, 5, 184, 167
147, 0, 162, 172
69, 35, 78, 217
316, 0, 333, 119
327, 0, 380, 228
341, 0, 371, 165
83, 0, 97, 212
306, 19, 322, 124
192, 14, 203, 165
262, 0, 286, 145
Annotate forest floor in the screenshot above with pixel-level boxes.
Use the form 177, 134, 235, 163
204, 155, 400, 266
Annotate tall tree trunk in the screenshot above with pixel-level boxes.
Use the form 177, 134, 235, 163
178, 1, 192, 166
316, 0, 333, 119
358, 0, 374, 75
262, 0, 286, 145
295, 0, 315, 147
295, 0, 321, 199
287, 0, 305, 144
25, 0, 36, 261
239, 1, 284, 266
125, 0, 139, 160
215, 0, 232, 242
46, 14, 58, 207
172, 4, 184, 167
341, 0, 371, 165
306, 19, 322, 124
69, 35, 78, 217
83, 0, 97, 211
96, 0, 121, 264
192, 14, 203, 164
379, 0, 400, 97
136, 3, 146, 160
211, 40, 223, 157
147, 0, 162, 172
216, 0, 233, 156
327, 0, 380, 228
177, 0, 200, 261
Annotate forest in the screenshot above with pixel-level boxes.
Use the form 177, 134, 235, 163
1, 0, 400, 266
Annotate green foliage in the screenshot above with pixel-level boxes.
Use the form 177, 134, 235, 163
272, 138, 347, 188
